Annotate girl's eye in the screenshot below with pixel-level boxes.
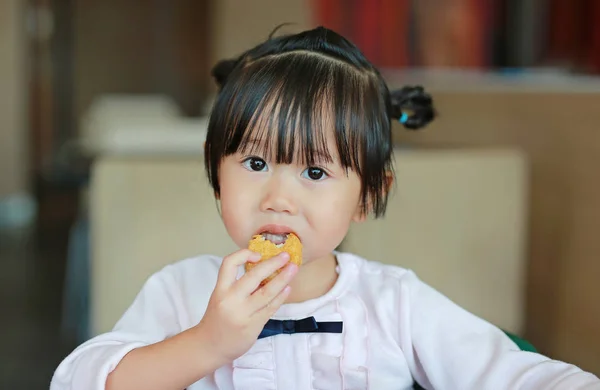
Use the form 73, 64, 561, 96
243, 157, 268, 172
302, 167, 328, 181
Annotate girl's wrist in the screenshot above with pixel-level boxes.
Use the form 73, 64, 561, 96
191, 322, 231, 368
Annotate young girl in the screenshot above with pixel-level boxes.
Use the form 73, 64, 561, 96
51, 27, 599, 390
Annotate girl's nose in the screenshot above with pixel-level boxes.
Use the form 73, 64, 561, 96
259, 174, 298, 215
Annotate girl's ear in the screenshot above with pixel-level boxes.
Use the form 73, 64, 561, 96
385, 171, 394, 195
352, 171, 394, 223
352, 209, 367, 223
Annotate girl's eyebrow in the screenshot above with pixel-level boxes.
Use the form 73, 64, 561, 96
243, 137, 336, 164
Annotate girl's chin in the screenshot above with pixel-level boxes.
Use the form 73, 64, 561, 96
300, 251, 336, 265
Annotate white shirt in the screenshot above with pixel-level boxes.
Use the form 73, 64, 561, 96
51, 252, 600, 389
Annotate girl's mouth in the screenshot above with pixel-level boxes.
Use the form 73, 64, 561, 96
261, 232, 289, 246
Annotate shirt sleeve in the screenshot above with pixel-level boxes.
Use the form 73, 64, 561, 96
50, 266, 183, 390
397, 270, 600, 390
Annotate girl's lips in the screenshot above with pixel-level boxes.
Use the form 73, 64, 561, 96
254, 224, 300, 241
261, 232, 288, 245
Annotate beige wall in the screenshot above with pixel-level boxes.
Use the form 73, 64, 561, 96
392, 86, 600, 374
0, 0, 28, 197
210, 0, 312, 64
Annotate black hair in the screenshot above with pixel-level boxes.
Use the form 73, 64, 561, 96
204, 26, 435, 218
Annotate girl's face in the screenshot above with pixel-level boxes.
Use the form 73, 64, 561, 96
217, 125, 365, 264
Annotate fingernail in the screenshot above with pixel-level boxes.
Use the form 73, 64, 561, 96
279, 252, 290, 261
249, 252, 262, 261
285, 263, 298, 275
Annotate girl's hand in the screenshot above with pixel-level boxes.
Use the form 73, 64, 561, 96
195, 249, 298, 363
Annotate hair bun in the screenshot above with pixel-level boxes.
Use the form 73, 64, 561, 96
211, 59, 239, 90
390, 86, 436, 130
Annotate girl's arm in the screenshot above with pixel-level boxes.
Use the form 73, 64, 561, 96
51, 251, 295, 390
105, 323, 228, 390
398, 271, 600, 389
50, 267, 205, 390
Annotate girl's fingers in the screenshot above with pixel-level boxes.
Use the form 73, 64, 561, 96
247, 262, 298, 313
255, 285, 292, 321
216, 249, 262, 292
233, 252, 291, 297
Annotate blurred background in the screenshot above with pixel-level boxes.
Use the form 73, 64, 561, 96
2, 0, 600, 388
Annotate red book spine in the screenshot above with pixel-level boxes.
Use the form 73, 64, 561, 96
380, 0, 410, 68
589, 0, 600, 72
353, 0, 381, 63
312, 0, 345, 34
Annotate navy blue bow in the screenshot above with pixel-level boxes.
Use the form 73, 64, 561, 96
258, 316, 343, 339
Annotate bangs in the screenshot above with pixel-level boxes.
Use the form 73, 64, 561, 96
205, 49, 393, 217
210, 52, 388, 173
